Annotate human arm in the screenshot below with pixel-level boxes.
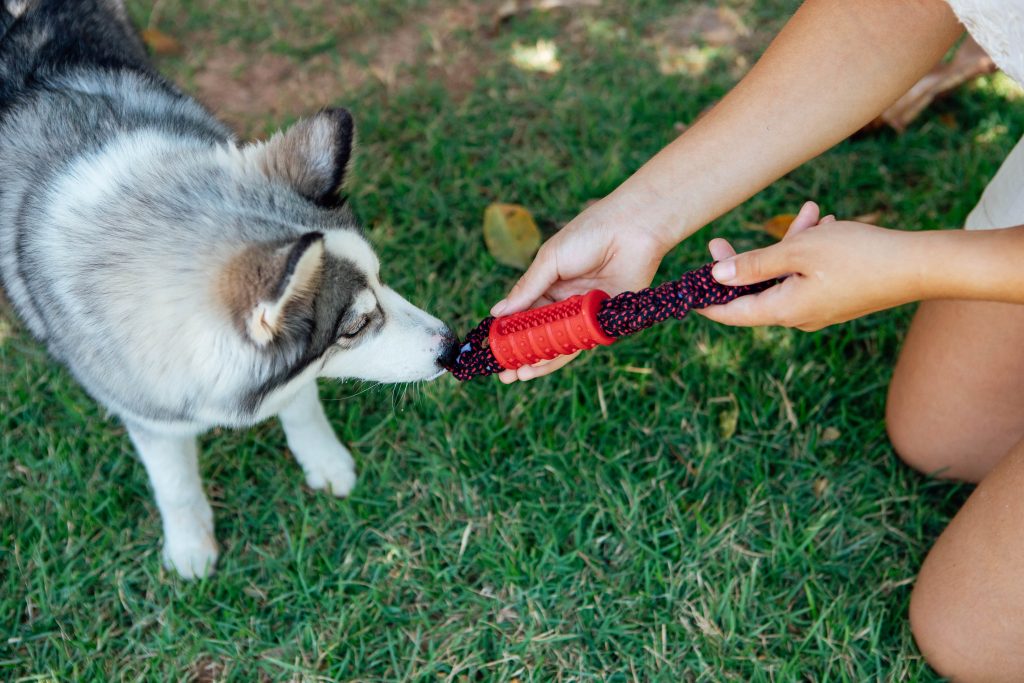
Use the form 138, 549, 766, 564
493, 0, 964, 381
703, 203, 1024, 330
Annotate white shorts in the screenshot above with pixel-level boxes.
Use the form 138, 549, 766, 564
965, 134, 1024, 230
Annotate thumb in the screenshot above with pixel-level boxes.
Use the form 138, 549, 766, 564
491, 245, 559, 316
711, 242, 793, 287
785, 201, 821, 238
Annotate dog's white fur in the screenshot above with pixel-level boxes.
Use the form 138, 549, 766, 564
0, 1, 455, 578
123, 226, 450, 578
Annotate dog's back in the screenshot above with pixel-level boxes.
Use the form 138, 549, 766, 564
0, 0, 242, 422
0, 0, 153, 106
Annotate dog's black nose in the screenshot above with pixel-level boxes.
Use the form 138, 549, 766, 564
437, 329, 460, 370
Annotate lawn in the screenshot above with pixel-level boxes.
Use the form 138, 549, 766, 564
3, 1, 1023, 680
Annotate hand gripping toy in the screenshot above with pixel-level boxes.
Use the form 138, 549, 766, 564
443, 263, 777, 381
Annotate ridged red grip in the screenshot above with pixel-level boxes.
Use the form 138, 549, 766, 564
488, 290, 617, 370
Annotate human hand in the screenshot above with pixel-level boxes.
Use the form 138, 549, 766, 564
701, 201, 919, 331
490, 193, 675, 382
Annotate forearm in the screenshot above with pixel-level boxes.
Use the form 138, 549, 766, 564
911, 227, 1024, 304
620, 0, 963, 248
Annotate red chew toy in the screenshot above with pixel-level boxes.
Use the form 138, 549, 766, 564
487, 290, 616, 370
442, 263, 780, 381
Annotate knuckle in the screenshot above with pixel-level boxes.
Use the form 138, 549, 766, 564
743, 252, 762, 279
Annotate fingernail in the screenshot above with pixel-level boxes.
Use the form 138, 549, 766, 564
491, 299, 508, 316
713, 259, 735, 282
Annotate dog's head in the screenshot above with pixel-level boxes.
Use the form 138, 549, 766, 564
218, 109, 458, 387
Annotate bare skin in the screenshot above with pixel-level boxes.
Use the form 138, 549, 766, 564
490, 0, 1024, 677
908, 431, 1024, 680
492, 0, 963, 381
888, 300, 1024, 483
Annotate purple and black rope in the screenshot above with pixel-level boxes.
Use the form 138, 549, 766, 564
444, 263, 778, 381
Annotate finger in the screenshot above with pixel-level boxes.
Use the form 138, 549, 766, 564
785, 201, 821, 238
516, 352, 579, 381
496, 352, 580, 383
699, 284, 791, 327
491, 245, 558, 316
820, 214, 836, 224
708, 237, 737, 262
711, 242, 794, 287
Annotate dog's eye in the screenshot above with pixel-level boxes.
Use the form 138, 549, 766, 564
339, 315, 370, 339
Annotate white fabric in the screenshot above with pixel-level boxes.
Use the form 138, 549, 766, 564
944, 1, 1024, 230
947, 0, 1024, 87
965, 133, 1024, 230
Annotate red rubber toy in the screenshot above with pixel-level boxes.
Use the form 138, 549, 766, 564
443, 263, 780, 381
488, 290, 617, 370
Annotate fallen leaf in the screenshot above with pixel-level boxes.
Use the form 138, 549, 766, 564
820, 426, 841, 444
760, 214, 796, 240
483, 203, 541, 269
655, 44, 719, 77
141, 28, 183, 56
510, 39, 561, 74
813, 478, 829, 498
718, 404, 739, 440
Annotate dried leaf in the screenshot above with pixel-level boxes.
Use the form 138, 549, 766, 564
510, 39, 561, 74
483, 203, 541, 269
813, 478, 829, 498
760, 214, 796, 240
820, 426, 841, 444
718, 404, 739, 440
141, 28, 184, 56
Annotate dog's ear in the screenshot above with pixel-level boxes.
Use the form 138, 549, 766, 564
249, 108, 354, 207
221, 232, 325, 346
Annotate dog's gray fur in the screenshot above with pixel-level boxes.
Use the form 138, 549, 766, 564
0, 0, 456, 578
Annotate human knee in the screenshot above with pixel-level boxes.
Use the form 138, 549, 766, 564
909, 579, 960, 679
885, 387, 948, 476
909, 577, 1011, 681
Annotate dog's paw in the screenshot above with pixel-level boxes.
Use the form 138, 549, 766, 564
305, 457, 357, 497
286, 427, 358, 497
162, 505, 219, 579
163, 530, 219, 579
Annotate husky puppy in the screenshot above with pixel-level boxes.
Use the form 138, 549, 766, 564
0, 0, 457, 578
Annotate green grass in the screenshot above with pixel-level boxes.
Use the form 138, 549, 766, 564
4, 1, 1024, 680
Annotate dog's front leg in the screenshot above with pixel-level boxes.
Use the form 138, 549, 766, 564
278, 382, 356, 497
126, 424, 218, 579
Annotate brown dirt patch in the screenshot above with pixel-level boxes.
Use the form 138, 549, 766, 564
192, 48, 357, 135
184, 1, 499, 137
